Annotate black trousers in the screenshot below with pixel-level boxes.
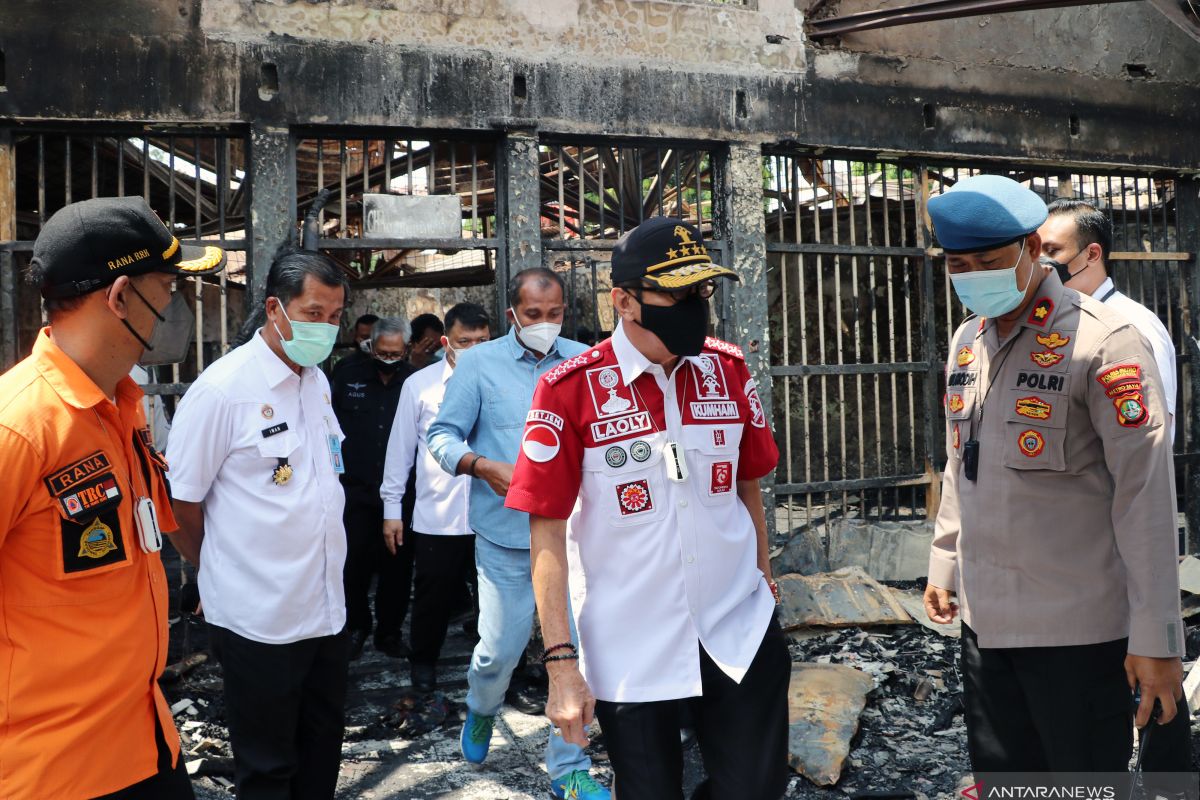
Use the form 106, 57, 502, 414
593, 614, 791, 800
209, 624, 350, 800
962, 623, 1139, 771
343, 496, 412, 640
409, 531, 477, 666
92, 719, 194, 800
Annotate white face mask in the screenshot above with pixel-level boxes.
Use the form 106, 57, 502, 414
510, 308, 560, 354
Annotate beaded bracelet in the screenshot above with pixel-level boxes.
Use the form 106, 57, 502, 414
539, 642, 577, 663
542, 653, 579, 664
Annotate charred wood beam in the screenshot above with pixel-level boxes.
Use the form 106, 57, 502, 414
806, 0, 1138, 40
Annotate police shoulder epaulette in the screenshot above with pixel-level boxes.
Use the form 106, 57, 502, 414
703, 337, 744, 360
543, 349, 604, 385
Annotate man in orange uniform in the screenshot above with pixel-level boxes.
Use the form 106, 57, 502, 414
0, 197, 225, 798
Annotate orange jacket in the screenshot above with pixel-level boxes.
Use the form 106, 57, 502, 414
0, 329, 180, 799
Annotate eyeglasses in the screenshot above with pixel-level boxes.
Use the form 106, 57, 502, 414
621, 280, 716, 302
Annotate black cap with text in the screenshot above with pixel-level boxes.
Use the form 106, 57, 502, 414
32, 196, 227, 299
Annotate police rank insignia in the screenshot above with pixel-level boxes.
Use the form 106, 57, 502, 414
272, 461, 293, 485
1017, 429, 1045, 458
1014, 396, 1052, 421
1035, 332, 1070, 349
1030, 351, 1064, 368
78, 517, 118, 559
956, 346, 975, 367
616, 480, 653, 516
1027, 297, 1053, 326
605, 446, 627, 468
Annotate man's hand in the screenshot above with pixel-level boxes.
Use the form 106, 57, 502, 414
1126, 654, 1184, 727
478, 459, 514, 498
383, 519, 405, 555
923, 582, 958, 624
545, 661, 595, 749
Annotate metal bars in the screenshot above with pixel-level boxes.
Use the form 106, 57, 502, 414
3, 128, 248, 388
294, 133, 498, 287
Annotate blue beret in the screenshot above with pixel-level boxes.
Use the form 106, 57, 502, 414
927, 175, 1048, 254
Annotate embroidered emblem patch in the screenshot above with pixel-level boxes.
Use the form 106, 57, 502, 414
704, 337, 744, 360
591, 411, 653, 443
1027, 297, 1053, 326
710, 461, 734, 495
745, 379, 766, 429
57, 474, 122, 521
522, 424, 561, 462
605, 446, 627, 468
1015, 396, 1052, 421
261, 404, 275, 419
956, 346, 975, 367
947, 394, 965, 413
629, 440, 653, 462
1097, 364, 1142, 397
689, 355, 730, 400
527, 409, 565, 431
1035, 332, 1070, 349
45, 451, 113, 496
78, 517, 118, 559
586, 366, 637, 418
1017, 429, 1045, 458
713, 429, 727, 448
1113, 392, 1149, 428
952, 424, 961, 450
616, 480, 653, 516
1030, 351, 1064, 368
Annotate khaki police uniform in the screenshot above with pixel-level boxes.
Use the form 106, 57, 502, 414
930, 268, 1183, 658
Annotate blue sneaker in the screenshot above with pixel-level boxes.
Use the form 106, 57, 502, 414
460, 709, 495, 764
550, 769, 611, 799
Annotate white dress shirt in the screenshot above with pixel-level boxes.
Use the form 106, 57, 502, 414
1093, 277, 1177, 437
167, 331, 347, 644
381, 360, 471, 535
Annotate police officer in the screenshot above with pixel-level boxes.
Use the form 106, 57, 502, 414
922, 176, 1185, 772
0, 196, 225, 798
506, 217, 790, 800
332, 316, 417, 659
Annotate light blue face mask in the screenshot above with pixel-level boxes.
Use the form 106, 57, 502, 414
273, 302, 339, 367
948, 238, 1033, 318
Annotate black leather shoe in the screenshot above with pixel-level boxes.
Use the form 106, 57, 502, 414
348, 629, 370, 661
374, 634, 411, 659
410, 662, 437, 693
504, 681, 547, 715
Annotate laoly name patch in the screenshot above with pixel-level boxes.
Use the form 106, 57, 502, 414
591, 411, 653, 443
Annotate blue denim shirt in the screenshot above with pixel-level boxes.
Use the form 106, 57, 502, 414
427, 327, 589, 549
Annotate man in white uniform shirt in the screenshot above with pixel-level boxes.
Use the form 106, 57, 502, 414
1038, 198, 1177, 437
168, 251, 351, 800
382, 302, 491, 693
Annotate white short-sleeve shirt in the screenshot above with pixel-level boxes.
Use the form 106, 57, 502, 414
167, 331, 348, 644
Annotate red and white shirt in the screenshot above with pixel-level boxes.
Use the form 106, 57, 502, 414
505, 322, 779, 702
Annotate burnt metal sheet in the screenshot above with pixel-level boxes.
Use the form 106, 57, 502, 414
787, 663, 875, 785
806, 0, 1136, 40
777, 566, 913, 629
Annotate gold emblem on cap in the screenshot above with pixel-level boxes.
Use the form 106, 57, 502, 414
162, 237, 180, 260
262, 404, 274, 419
78, 518, 118, 559
272, 463, 293, 486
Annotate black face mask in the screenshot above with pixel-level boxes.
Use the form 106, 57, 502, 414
374, 357, 405, 375
1039, 254, 1086, 286
635, 293, 709, 357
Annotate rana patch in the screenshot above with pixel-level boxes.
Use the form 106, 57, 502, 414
45, 451, 113, 496
1017, 429, 1045, 458
1015, 396, 1052, 421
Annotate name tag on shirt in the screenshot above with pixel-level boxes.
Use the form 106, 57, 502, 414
328, 434, 345, 474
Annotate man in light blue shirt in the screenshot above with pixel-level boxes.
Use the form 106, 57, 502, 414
427, 268, 608, 800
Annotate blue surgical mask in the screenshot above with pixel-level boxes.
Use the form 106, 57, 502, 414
948, 239, 1033, 318
273, 303, 339, 367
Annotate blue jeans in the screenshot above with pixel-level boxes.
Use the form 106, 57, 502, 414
467, 535, 591, 780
